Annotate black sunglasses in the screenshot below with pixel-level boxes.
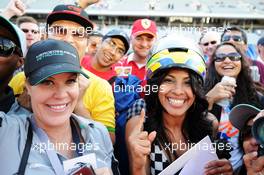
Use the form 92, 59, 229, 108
21, 28, 39, 34
0, 37, 23, 57
214, 52, 241, 62
222, 35, 243, 42
202, 40, 217, 46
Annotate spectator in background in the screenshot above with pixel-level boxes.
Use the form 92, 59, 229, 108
81, 30, 103, 75
257, 36, 264, 64
199, 31, 220, 63
85, 30, 103, 57
0, 15, 26, 113
12, 16, 41, 74
221, 26, 264, 85
16, 16, 41, 49
82, 29, 129, 81
114, 18, 157, 81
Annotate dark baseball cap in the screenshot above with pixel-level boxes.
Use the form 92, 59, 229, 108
103, 29, 130, 54
47, 4, 94, 30
24, 39, 88, 85
257, 37, 264, 46
229, 104, 261, 130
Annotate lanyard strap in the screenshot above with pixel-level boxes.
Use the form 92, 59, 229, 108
29, 117, 65, 175
15, 119, 33, 175
70, 118, 83, 157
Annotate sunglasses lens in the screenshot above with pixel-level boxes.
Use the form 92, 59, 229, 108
22, 29, 29, 33
0, 37, 21, 57
203, 42, 209, 46
233, 35, 242, 42
222, 35, 242, 42
215, 52, 241, 62
228, 53, 241, 61
22, 28, 39, 34
202, 40, 217, 46
222, 35, 231, 42
211, 41, 217, 45
215, 54, 225, 62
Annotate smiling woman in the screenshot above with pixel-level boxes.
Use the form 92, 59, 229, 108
0, 39, 115, 175
126, 35, 233, 175
205, 42, 264, 173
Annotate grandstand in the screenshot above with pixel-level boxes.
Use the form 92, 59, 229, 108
1, 0, 263, 43
1, 0, 264, 18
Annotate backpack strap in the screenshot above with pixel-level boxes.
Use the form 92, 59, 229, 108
15, 118, 33, 175
108, 76, 117, 85
111, 155, 120, 175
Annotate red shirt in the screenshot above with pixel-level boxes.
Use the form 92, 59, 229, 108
81, 55, 116, 81
113, 53, 146, 81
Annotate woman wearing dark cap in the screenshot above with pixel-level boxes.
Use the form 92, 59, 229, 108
229, 104, 264, 175
0, 39, 114, 175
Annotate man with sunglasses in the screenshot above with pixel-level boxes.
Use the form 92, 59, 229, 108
16, 16, 41, 49
0, 15, 26, 113
199, 31, 220, 63
221, 26, 264, 85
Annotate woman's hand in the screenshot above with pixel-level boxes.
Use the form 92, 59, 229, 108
206, 82, 235, 110
204, 159, 233, 175
126, 109, 156, 175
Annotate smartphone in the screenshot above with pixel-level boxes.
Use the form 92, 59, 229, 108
250, 66, 260, 82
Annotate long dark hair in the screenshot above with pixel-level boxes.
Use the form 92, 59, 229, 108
144, 67, 213, 162
205, 42, 263, 109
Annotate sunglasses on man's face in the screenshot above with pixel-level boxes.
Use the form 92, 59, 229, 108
222, 35, 243, 42
202, 40, 217, 46
21, 28, 39, 34
214, 52, 241, 62
0, 37, 23, 57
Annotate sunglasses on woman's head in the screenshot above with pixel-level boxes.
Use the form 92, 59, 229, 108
214, 52, 241, 62
222, 35, 243, 42
0, 37, 23, 57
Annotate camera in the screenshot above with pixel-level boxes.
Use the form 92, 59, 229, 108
252, 117, 264, 156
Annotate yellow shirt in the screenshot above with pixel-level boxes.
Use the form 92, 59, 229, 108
9, 71, 116, 132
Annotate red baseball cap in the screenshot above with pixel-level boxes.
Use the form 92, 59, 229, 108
131, 19, 157, 38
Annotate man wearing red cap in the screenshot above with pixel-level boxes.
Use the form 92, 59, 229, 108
114, 18, 157, 81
